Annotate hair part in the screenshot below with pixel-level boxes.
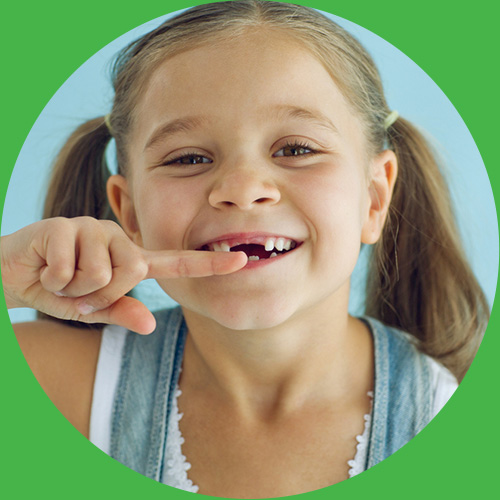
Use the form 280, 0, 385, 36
108, 1, 387, 173
42, 0, 489, 380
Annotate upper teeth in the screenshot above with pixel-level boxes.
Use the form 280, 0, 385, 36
210, 237, 295, 252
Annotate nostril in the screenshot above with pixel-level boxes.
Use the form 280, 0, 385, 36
208, 180, 281, 210
215, 198, 273, 209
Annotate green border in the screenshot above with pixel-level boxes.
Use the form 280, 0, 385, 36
1, 1, 498, 498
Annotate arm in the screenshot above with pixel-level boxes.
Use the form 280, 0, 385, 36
14, 320, 102, 438
2, 216, 247, 435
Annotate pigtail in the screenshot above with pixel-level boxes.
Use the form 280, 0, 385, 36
365, 117, 490, 381
42, 117, 115, 221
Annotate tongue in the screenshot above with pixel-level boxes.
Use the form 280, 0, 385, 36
230, 243, 271, 259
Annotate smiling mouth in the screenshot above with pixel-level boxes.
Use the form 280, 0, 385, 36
197, 237, 299, 261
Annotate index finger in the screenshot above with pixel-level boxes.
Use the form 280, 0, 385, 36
143, 249, 248, 279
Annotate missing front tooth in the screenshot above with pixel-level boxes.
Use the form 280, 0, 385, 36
231, 243, 287, 260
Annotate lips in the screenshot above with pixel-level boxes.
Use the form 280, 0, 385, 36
196, 234, 301, 261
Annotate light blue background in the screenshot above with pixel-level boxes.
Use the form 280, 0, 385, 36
2, 9, 498, 323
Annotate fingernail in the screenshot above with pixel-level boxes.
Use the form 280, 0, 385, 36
54, 291, 66, 297
77, 302, 96, 315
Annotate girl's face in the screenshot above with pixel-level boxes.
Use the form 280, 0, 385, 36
109, 30, 396, 330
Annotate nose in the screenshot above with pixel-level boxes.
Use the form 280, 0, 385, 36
208, 162, 281, 211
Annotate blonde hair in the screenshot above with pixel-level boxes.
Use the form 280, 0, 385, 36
43, 0, 489, 380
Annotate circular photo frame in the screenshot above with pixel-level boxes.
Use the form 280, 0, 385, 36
1, 1, 498, 499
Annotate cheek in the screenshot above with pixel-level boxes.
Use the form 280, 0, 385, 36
291, 164, 368, 235
133, 177, 205, 250
293, 164, 368, 280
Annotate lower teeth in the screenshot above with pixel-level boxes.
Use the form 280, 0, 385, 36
248, 252, 281, 261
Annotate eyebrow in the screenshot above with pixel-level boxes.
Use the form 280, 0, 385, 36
269, 104, 339, 135
144, 105, 338, 152
144, 115, 208, 152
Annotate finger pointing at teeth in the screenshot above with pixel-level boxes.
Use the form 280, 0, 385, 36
76, 247, 248, 314
71, 249, 248, 333
143, 249, 248, 279
1, 217, 250, 335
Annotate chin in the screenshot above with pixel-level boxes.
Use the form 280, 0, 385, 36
184, 292, 300, 332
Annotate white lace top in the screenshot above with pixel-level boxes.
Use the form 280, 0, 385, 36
90, 325, 457, 493
163, 386, 199, 492
160, 386, 373, 492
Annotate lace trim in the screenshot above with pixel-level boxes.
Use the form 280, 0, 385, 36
347, 391, 374, 477
164, 388, 373, 491
163, 387, 199, 493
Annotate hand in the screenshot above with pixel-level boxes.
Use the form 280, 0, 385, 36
1, 217, 247, 334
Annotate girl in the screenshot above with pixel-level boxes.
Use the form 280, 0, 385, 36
1, 1, 489, 497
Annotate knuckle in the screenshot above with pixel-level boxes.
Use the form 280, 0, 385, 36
100, 219, 120, 230
68, 216, 105, 236
86, 264, 112, 288
100, 219, 123, 236
127, 255, 149, 281
50, 216, 70, 225
176, 257, 190, 277
87, 293, 114, 311
78, 216, 104, 236
75, 215, 95, 224
77, 215, 97, 226
45, 216, 72, 234
48, 262, 75, 285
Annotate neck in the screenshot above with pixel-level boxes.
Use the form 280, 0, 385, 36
181, 290, 373, 420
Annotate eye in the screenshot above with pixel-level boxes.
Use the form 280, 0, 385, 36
273, 141, 318, 158
162, 152, 212, 166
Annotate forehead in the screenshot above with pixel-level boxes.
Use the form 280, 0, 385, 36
131, 29, 361, 152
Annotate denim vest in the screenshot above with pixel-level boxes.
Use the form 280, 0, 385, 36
109, 307, 432, 482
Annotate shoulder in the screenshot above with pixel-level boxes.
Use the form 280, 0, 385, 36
361, 316, 426, 369
14, 320, 103, 438
426, 356, 458, 416
361, 316, 458, 412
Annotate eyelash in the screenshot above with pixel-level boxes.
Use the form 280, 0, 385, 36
274, 140, 319, 158
161, 140, 320, 167
162, 151, 212, 167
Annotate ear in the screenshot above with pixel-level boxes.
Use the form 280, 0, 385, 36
361, 149, 398, 244
107, 175, 144, 246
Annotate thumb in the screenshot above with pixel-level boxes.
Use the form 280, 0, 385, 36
77, 295, 156, 335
